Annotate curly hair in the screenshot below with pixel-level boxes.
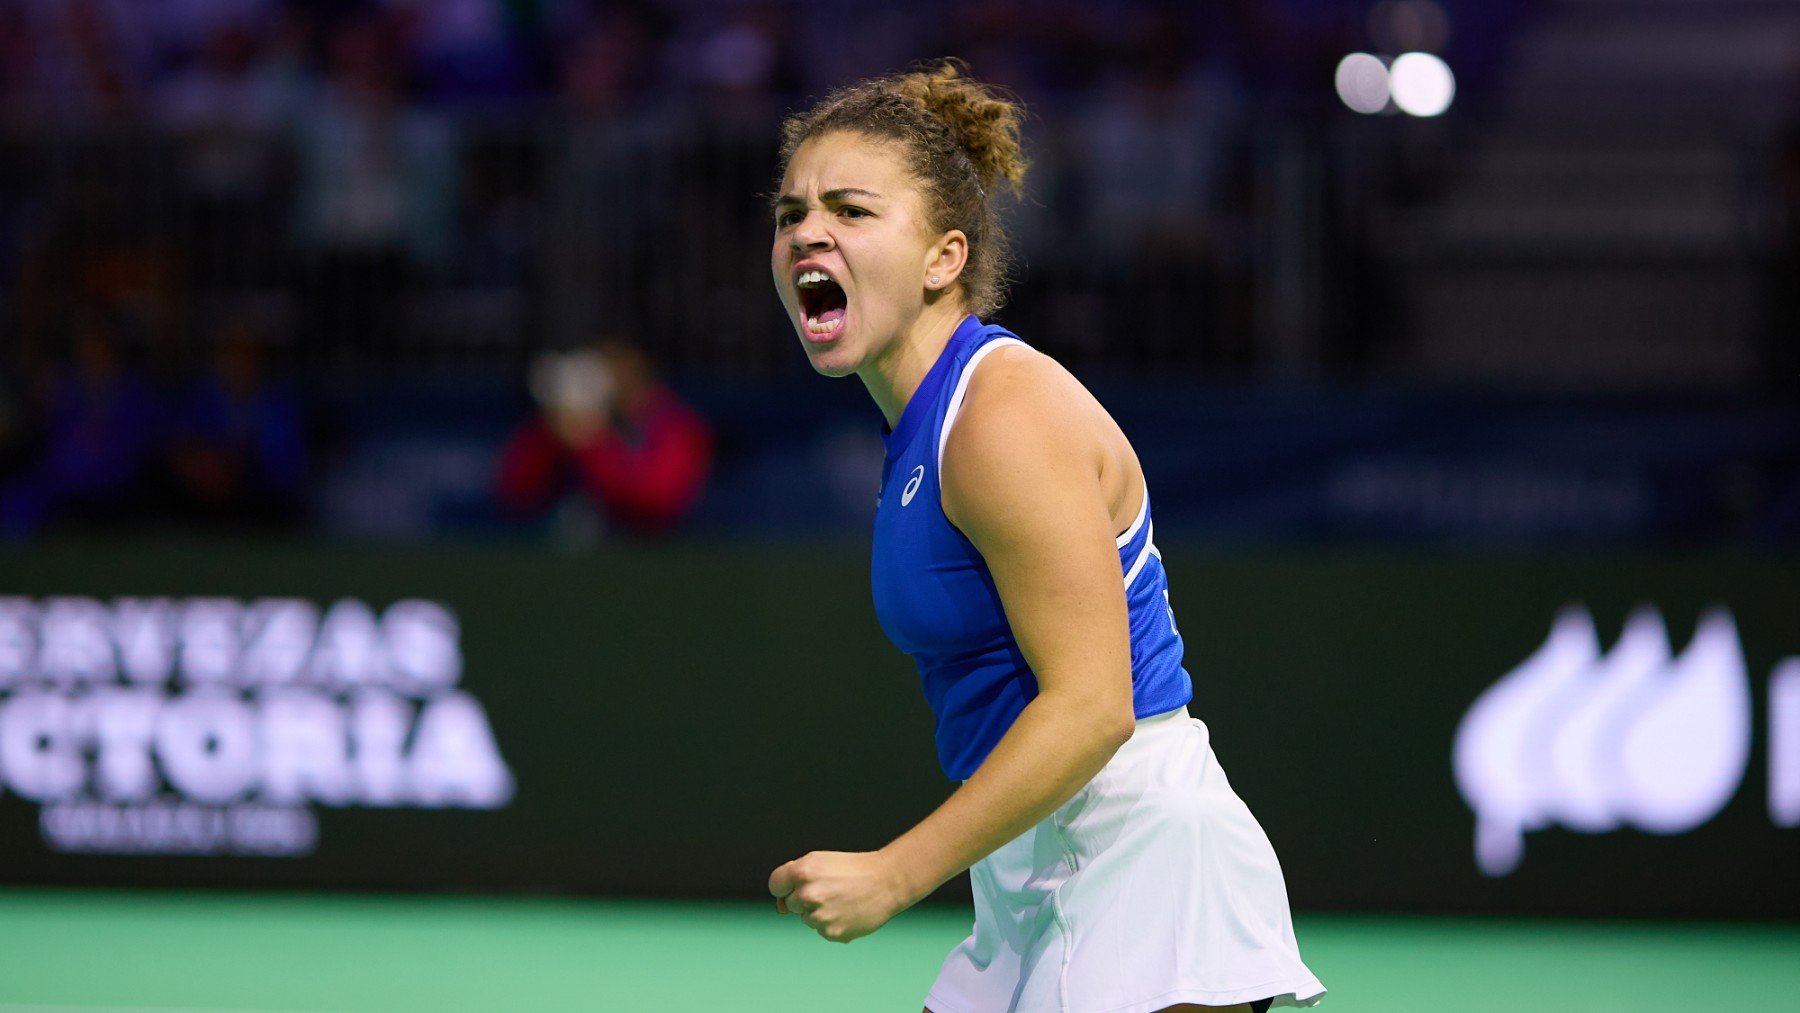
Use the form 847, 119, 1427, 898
777, 59, 1028, 316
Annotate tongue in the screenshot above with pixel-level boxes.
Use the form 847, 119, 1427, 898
814, 306, 846, 326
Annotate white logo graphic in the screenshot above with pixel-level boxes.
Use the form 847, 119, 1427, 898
1453, 605, 1753, 877
1773, 658, 1800, 828
900, 465, 925, 506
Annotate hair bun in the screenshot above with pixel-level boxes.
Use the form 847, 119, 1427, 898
896, 59, 1027, 198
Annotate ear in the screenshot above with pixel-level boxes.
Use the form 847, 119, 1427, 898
923, 229, 969, 293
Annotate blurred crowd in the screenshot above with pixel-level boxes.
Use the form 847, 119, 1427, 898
0, 0, 1381, 353
0, 0, 1375, 540
0, 308, 716, 537
0, 0, 1391, 363
0, 0, 1793, 545
497, 339, 713, 538
0, 0, 1376, 123
0, 308, 305, 536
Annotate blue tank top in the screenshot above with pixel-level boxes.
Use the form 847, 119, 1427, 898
870, 315, 1194, 780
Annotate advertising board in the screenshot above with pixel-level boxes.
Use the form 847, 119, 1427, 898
0, 542, 1793, 918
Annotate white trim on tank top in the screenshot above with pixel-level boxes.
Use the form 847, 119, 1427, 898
937, 336, 1028, 475
1122, 518, 1156, 588
936, 335, 1151, 560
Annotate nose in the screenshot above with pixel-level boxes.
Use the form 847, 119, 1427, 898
790, 209, 833, 254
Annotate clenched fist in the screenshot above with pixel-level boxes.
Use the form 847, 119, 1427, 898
768, 850, 912, 943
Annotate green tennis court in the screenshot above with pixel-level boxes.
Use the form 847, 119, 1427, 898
0, 889, 1793, 1012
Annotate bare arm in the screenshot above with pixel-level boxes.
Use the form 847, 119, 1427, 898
770, 347, 1137, 941
881, 346, 1138, 902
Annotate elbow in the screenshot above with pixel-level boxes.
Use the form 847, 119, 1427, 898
1082, 695, 1136, 751
1103, 707, 1137, 749
1037, 686, 1137, 752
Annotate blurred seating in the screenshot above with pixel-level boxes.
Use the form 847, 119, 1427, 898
0, 0, 1791, 545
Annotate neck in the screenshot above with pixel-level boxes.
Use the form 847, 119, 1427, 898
857, 298, 970, 428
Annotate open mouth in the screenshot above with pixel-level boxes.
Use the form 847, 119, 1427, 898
795, 269, 847, 338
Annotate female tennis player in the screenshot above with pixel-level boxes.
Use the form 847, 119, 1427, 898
765, 61, 1325, 1013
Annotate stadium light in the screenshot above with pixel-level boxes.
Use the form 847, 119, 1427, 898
1335, 53, 1391, 115
1389, 51, 1456, 117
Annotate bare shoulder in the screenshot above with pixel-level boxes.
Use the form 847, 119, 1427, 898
961, 342, 1092, 418
940, 344, 1107, 539
944, 344, 1097, 474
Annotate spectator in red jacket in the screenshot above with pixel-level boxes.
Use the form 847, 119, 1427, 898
497, 339, 712, 536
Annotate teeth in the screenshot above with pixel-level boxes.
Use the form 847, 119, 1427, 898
806, 316, 843, 335
796, 269, 830, 288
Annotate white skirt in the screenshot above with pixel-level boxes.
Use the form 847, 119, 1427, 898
924, 707, 1326, 1013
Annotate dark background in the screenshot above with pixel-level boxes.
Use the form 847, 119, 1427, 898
0, 0, 1796, 921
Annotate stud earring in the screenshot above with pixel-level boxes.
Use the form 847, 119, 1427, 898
929, 275, 940, 286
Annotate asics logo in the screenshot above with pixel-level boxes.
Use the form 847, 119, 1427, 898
1453, 605, 1762, 877
900, 465, 925, 506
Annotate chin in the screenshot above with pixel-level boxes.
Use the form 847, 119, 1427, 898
790, 316, 860, 377
803, 343, 860, 378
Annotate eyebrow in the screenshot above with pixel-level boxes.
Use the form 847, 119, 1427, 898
773, 187, 885, 209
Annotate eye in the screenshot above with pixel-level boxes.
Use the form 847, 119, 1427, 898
839, 206, 870, 219
776, 209, 803, 228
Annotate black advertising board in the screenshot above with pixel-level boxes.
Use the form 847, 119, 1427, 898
0, 540, 1795, 918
